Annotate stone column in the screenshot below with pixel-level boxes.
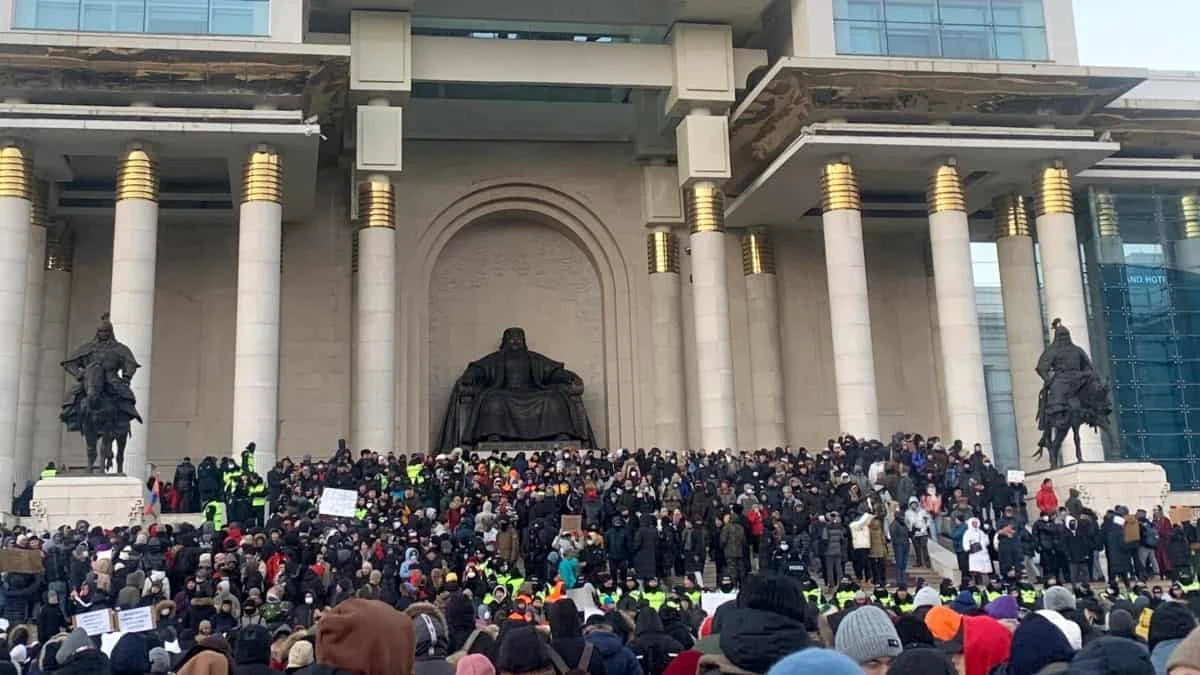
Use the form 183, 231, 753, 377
1033, 164, 1102, 461
14, 182, 46, 484
32, 226, 71, 472
1093, 189, 1124, 264
352, 178, 396, 453
231, 148, 282, 473
993, 194, 1046, 470
820, 159, 880, 441
647, 229, 687, 450
0, 143, 32, 506
741, 229, 786, 449
111, 147, 159, 479
1173, 192, 1200, 274
927, 162, 992, 452
686, 182, 737, 451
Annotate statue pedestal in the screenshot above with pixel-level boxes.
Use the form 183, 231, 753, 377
1023, 461, 1170, 515
474, 440, 584, 456
30, 475, 145, 531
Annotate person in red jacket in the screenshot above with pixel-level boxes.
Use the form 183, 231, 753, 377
1035, 478, 1059, 515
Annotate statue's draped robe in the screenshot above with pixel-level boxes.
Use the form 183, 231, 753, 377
1036, 339, 1108, 430
60, 339, 142, 434
439, 349, 595, 448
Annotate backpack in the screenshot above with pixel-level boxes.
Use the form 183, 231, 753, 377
546, 642, 593, 675
1141, 524, 1160, 548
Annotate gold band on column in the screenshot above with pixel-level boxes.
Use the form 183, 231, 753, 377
647, 231, 679, 274
116, 148, 158, 202
0, 144, 32, 200
821, 160, 860, 212
992, 193, 1030, 239
685, 183, 724, 234
927, 162, 965, 214
1034, 165, 1073, 216
242, 149, 282, 204
29, 180, 47, 229
357, 180, 395, 229
1181, 192, 1200, 240
1094, 189, 1120, 238
741, 230, 776, 275
45, 225, 73, 273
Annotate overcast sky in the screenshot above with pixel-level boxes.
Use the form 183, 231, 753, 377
1074, 0, 1200, 70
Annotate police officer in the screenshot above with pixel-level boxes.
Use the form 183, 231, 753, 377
39, 462, 57, 481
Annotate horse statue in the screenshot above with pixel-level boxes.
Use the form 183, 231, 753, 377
1032, 319, 1112, 469
61, 313, 143, 473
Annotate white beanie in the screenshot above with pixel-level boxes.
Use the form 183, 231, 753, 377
1036, 609, 1083, 650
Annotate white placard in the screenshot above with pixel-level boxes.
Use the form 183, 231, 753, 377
567, 584, 603, 620
318, 488, 359, 518
1006, 470, 1025, 483
701, 591, 736, 617
75, 609, 113, 636
117, 606, 155, 633
101, 631, 124, 656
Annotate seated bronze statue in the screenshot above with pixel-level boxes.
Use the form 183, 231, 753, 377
438, 327, 596, 449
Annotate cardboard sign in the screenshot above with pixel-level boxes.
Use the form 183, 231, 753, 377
318, 488, 358, 518
74, 609, 114, 636
117, 606, 155, 633
0, 549, 43, 574
561, 515, 583, 534
1006, 470, 1025, 484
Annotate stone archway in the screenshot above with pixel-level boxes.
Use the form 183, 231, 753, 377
397, 182, 640, 451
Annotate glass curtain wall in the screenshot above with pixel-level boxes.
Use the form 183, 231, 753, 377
1081, 187, 1200, 490
972, 242, 1020, 471
834, 0, 1047, 60
13, 0, 268, 36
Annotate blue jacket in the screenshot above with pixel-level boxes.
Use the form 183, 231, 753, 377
951, 522, 968, 554
587, 630, 643, 675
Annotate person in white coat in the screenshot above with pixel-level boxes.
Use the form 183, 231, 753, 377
849, 510, 873, 582
961, 517, 992, 585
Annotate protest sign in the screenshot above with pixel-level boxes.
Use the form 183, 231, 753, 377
75, 609, 114, 636
1006, 470, 1025, 483
0, 549, 43, 574
319, 488, 358, 518
117, 606, 155, 633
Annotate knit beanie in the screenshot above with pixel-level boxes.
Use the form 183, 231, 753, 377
1043, 586, 1076, 612
56, 628, 91, 665
985, 595, 1019, 621
895, 615, 935, 649
148, 647, 172, 673
914, 587, 942, 609
1166, 626, 1200, 673
764, 648, 861, 675
498, 625, 552, 674
1108, 609, 1137, 640
1149, 602, 1197, 652
1036, 610, 1082, 651
887, 647, 956, 675
925, 606, 963, 642
1008, 613, 1075, 675
834, 605, 902, 665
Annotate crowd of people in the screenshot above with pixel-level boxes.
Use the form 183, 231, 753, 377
0, 432, 1198, 675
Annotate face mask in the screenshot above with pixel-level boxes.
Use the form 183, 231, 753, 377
305, 597, 314, 605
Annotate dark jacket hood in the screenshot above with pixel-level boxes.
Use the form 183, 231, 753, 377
549, 599, 583, 638
716, 607, 810, 673
233, 624, 273, 665
413, 610, 450, 658
635, 609, 666, 635
587, 630, 626, 657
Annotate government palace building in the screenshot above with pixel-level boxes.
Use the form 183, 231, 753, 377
0, 0, 1197, 506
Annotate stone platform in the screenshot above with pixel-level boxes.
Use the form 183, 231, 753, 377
1023, 461, 1170, 515
30, 474, 145, 531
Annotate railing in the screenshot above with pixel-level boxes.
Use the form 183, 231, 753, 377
13, 0, 269, 37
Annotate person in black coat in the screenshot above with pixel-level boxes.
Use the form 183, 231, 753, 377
657, 604, 695, 650
232, 624, 275, 675
174, 457, 198, 513
605, 517, 632, 580
628, 608, 684, 675
631, 515, 658, 581
547, 599, 607, 675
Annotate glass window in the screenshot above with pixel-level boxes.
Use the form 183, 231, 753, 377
833, 0, 1047, 60
13, 0, 268, 35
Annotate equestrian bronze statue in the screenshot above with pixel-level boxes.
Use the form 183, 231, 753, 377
1033, 318, 1112, 468
61, 313, 143, 473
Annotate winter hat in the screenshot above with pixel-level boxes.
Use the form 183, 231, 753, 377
1108, 609, 1137, 640
1149, 602, 1197, 652
949, 590, 977, 613
1036, 610, 1082, 651
765, 648, 861, 675
1044, 586, 1077, 612
740, 574, 806, 622
1066, 636, 1154, 675
1166, 626, 1200, 673
985, 595, 1019, 621
317, 598, 415, 675
456, 653, 497, 675
914, 587, 942, 609
497, 625, 552, 674
149, 647, 172, 673
887, 647, 956, 675
56, 628, 91, 665
287, 641, 314, 669
1008, 613, 1076, 675
925, 606, 963, 642
895, 615, 935, 648
834, 605, 903, 665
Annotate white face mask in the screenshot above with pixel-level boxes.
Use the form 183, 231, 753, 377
305, 597, 314, 605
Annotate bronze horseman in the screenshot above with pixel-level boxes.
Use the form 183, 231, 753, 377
1034, 318, 1112, 468
439, 327, 596, 449
60, 313, 143, 473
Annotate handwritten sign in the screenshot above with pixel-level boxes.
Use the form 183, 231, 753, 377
74, 609, 114, 636
117, 606, 155, 633
318, 488, 358, 518
1006, 470, 1025, 483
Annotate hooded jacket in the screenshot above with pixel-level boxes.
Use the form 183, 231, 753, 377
586, 629, 642, 675
629, 609, 685, 675
232, 624, 275, 675
548, 600, 606, 675
109, 632, 156, 675
706, 606, 809, 675
296, 599, 415, 675
408, 603, 455, 675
